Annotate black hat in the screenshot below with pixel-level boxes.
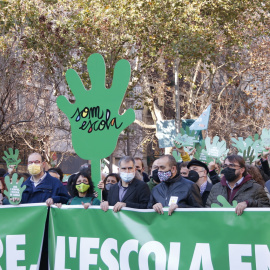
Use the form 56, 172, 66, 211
187, 159, 209, 174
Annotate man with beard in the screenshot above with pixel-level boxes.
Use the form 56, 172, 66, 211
206, 155, 270, 215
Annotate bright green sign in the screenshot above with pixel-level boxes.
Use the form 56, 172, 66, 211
0, 205, 47, 269
57, 53, 135, 197
2, 148, 21, 168
4, 173, 26, 205
49, 206, 270, 270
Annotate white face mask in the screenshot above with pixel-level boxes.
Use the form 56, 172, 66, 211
120, 172, 135, 183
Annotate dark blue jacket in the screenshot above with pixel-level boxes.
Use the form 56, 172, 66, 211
21, 173, 70, 204
148, 175, 203, 208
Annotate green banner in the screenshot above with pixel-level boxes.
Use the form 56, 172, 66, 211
48, 206, 270, 270
0, 204, 47, 270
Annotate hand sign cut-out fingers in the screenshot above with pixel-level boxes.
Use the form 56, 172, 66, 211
57, 53, 135, 161
4, 173, 26, 205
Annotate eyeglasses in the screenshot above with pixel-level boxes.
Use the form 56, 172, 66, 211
28, 160, 41, 165
222, 164, 242, 169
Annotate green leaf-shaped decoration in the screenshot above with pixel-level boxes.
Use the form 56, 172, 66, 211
4, 173, 26, 205
211, 195, 238, 208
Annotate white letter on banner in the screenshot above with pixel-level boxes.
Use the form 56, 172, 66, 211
229, 244, 252, 270
6, 235, 26, 270
80, 237, 100, 270
100, 238, 119, 270
138, 241, 166, 270
54, 236, 70, 270
168, 242, 181, 270
120, 239, 138, 270
189, 243, 214, 270
255, 245, 270, 269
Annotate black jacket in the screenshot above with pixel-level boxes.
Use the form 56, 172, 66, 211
201, 182, 213, 206
108, 178, 150, 209
209, 170, 220, 185
148, 175, 203, 208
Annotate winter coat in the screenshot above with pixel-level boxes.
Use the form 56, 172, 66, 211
201, 182, 213, 207
148, 175, 203, 208
206, 174, 270, 208
21, 173, 70, 204
108, 178, 150, 209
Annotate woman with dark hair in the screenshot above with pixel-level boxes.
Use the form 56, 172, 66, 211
0, 177, 7, 205
97, 173, 121, 201
67, 172, 100, 207
246, 165, 265, 187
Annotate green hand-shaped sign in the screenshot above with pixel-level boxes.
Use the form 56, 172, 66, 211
57, 54, 135, 199
57, 53, 135, 160
174, 134, 199, 148
2, 148, 21, 168
211, 195, 237, 208
240, 146, 255, 164
180, 126, 197, 137
172, 149, 182, 162
261, 129, 270, 148
202, 136, 229, 161
193, 140, 206, 160
4, 173, 26, 205
232, 136, 263, 160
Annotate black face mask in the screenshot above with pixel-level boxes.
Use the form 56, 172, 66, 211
221, 167, 238, 182
187, 170, 200, 183
151, 169, 160, 183
137, 169, 142, 174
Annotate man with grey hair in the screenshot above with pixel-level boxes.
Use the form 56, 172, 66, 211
100, 156, 150, 212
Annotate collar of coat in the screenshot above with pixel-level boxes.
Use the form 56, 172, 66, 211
220, 174, 252, 187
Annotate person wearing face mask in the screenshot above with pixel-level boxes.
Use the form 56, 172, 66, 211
97, 173, 121, 201
147, 159, 161, 191
100, 156, 150, 212
135, 157, 150, 183
53, 172, 100, 208
187, 159, 213, 206
21, 152, 70, 205
148, 155, 203, 216
206, 155, 270, 215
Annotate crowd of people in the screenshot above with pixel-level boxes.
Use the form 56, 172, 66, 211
1, 147, 270, 216
1, 148, 270, 270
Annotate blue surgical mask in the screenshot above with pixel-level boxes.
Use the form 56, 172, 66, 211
120, 172, 134, 183
105, 183, 112, 191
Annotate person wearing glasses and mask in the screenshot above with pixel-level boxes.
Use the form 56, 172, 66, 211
21, 152, 70, 206
206, 155, 270, 215
100, 156, 150, 212
187, 159, 213, 206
